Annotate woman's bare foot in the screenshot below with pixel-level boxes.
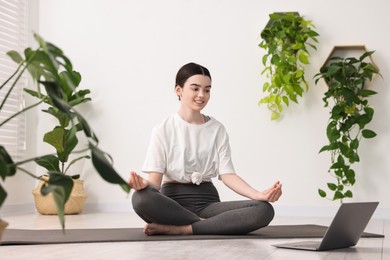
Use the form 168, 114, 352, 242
144, 223, 193, 236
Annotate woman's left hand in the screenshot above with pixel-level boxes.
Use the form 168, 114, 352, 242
255, 181, 282, 202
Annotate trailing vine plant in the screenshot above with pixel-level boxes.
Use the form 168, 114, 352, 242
259, 12, 319, 120
314, 51, 380, 201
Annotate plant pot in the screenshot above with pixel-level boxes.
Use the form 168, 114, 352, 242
0, 218, 8, 241
32, 176, 87, 215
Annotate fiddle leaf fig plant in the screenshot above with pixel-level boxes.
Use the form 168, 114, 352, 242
259, 12, 319, 120
0, 33, 130, 229
24, 59, 92, 176
314, 51, 380, 201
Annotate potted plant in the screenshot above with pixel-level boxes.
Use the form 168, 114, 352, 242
24, 61, 92, 214
0, 218, 7, 241
0, 33, 130, 229
259, 12, 319, 120
314, 51, 380, 201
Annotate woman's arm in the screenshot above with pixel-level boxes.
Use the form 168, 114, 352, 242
129, 171, 163, 191
219, 173, 282, 202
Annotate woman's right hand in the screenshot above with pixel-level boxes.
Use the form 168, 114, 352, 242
129, 171, 149, 190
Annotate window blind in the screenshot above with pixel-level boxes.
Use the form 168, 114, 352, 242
0, 0, 28, 160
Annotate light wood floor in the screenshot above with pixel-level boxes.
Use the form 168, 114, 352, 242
0, 210, 388, 260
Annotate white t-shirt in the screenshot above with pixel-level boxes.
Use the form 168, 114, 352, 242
142, 113, 236, 184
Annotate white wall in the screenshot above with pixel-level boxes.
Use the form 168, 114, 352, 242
3, 0, 389, 217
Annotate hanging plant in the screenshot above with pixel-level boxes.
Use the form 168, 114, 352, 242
259, 12, 319, 120
314, 51, 380, 201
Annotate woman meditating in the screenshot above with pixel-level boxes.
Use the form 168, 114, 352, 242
129, 62, 282, 236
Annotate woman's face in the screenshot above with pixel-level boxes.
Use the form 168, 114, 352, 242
176, 74, 211, 112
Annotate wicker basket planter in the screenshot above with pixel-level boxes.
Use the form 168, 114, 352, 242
0, 218, 8, 241
32, 177, 87, 215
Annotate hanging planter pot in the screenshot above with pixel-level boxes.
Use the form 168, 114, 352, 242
259, 12, 319, 120
32, 176, 87, 215
314, 50, 380, 201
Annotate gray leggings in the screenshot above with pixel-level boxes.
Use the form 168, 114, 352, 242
131, 182, 275, 235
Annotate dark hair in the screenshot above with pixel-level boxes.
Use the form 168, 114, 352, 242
175, 62, 212, 88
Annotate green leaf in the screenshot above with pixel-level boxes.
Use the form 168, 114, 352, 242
59, 70, 82, 97
0, 145, 16, 180
262, 54, 268, 66
331, 105, 344, 117
35, 155, 60, 172
6, 50, 24, 64
89, 143, 130, 193
362, 129, 377, 138
350, 139, 359, 150
318, 189, 326, 198
319, 145, 330, 153
364, 106, 374, 119
298, 51, 309, 64
333, 191, 344, 200
0, 183, 6, 208
360, 89, 377, 97
295, 70, 303, 79
271, 111, 280, 120
263, 82, 270, 92
271, 55, 280, 65
40, 80, 72, 116
349, 152, 360, 163
24, 88, 46, 100
40, 172, 74, 230
258, 96, 269, 105
269, 13, 280, 20
357, 114, 372, 129
327, 183, 337, 191
77, 113, 99, 144
359, 51, 375, 62
44, 127, 65, 153
345, 169, 355, 184
282, 96, 289, 106
59, 127, 79, 163
326, 65, 341, 76
344, 190, 353, 198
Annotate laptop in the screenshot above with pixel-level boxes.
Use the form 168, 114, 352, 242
273, 202, 379, 251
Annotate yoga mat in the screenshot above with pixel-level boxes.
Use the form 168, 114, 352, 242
0, 224, 384, 246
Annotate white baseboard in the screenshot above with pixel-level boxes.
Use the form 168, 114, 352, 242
273, 205, 390, 219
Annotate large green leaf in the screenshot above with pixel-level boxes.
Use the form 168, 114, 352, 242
6, 50, 24, 64
25, 49, 58, 82
89, 143, 130, 193
40, 172, 74, 230
44, 127, 65, 153
77, 114, 99, 143
0, 145, 16, 180
59, 70, 81, 97
40, 80, 72, 116
59, 127, 78, 163
42, 107, 71, 128
35, 155, 60, 172
0, 184, 7, 207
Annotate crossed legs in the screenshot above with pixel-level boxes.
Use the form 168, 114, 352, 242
132, 186, 275, 235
